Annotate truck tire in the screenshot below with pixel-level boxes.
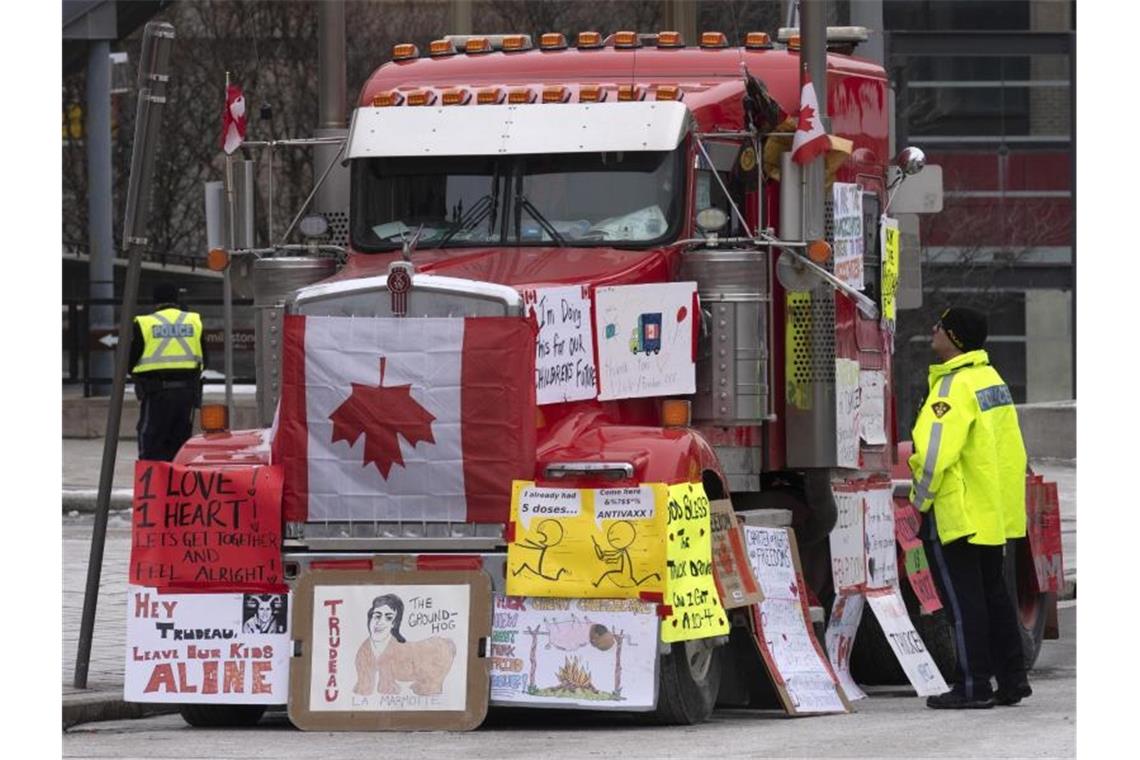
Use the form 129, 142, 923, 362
178, 704, 267, 728
1005, 537, 1052, 669
651, 639, 723, 725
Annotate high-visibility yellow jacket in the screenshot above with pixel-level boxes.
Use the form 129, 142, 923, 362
909, 349, 1027, 545
132, 308, 204, 373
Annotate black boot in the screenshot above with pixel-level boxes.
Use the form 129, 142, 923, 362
994, 682, 1032, 706
926, 689, 995, 710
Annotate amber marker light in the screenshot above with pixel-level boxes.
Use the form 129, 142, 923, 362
465, 36, 491, 54
744, 32, 772, 49
428, 39, 457, 56
508, 88, 535, 104
617, 84, 642, 101
371, 90, 402, 107
613, 31, 639, 48
502, 34, 531, 51
206, 248, 229, 271
787, 34, 801, 51
405, 90, 434, 106
539, 33, 567, 50
656, 31, 684, 48
542, 85, 569, 103
441, 88, 470, 106
391, 43, 419, 61
477, 87, 504, 104
807, 239, 832, 264
200, 404, 229, 433
577, 31, 603, 49
662, 399, 692, 428
700, 31, 729, 48
578, 84, 605, 102
655, 85, 682, 101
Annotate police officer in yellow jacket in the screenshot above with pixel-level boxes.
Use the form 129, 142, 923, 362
129, 283, 207, 461
910, 306, 1031, 709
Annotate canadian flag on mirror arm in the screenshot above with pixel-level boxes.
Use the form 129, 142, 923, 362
273, 315, 537, 524
791, 71, 830, 166
221, 83, 247, 155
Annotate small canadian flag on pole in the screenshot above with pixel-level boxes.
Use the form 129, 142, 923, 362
221, 83, 247, 155
791, 71, 830, 165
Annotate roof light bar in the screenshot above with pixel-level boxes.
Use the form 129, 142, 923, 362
391, 43, 419, 61
613, 31, 640, 48
405, 89, 436, 106
656, 30, 684, 48
578, 84, 605, 102
699, 31, 729, 48
502, 34, 531, 52
465, 36, 492, 54
477, 87, 505, 104
542, 85, 570, 103
787, 34, 801, 51
371, 90, 403, 107
508, 87, 535, 104
428, 39, 457, 57
441, 88, 470, 106
617, 84, 643, 101
654, 85, 682, 101
744, 32, 772, 49
539, 32, 567, 50
577, 31, 603, 49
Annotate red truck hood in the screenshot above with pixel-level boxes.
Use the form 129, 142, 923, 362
334, 246, 680, 290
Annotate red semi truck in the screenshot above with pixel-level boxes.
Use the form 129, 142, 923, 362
173, 27, 1055, 726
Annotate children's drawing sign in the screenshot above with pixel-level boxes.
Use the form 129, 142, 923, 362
525, 285, 598, 405
824, 593, 867, 702
506, 482, 667, 599
124, 586, 290, 703
489, 595, 659, 710
661, 482, 730, 642
594, 282, 697, 401
865, 590, 950, 697
130, 461, 284, 592
832, 182, 864, 290
708, 500, 764, 609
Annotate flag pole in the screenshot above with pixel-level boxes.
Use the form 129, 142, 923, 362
222, 71, 235, 420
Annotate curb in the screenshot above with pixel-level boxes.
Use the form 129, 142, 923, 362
62, 690, 178, 730
63, 489, 133, 514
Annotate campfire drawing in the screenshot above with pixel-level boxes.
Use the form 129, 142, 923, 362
524, 620, 628, 701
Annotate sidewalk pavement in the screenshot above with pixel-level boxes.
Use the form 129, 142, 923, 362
61, 437, 1077, 728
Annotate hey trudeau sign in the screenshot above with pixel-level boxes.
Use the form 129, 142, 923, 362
130, 461, 285, 592
124, 586, 290, 703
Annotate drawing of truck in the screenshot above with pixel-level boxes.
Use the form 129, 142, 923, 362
629, 313, 662, 355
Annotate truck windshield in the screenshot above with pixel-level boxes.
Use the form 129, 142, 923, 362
351, 149, 684, 251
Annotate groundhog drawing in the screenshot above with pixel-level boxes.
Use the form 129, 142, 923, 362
352, 593, 458, 697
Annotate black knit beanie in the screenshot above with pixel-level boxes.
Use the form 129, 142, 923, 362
939, 307, 987, 351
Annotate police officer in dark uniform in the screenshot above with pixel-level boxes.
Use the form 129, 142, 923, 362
129, 283, 207, 461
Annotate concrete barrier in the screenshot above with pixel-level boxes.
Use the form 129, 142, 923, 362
1016, 401, 1076, 460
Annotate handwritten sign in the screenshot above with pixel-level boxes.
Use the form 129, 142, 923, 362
743, 526, 848, 714
124, 585, 290, 703
130, 461, 284, 592
526, 285, 598, 405
824, 593, 866, 702
708, 500, 764, 609
865, 590, 949, 697
864, 485, 898, 590
880, 215, 900, 330
309, 584, 470, 712
829, 487, 865, 593
489, 596, 658, 710
835, 358, 860, 468
859, 370, 887, 445
594, 282, 697, 401
1027, 477, 1064, 593
661, 482, 730, 642
832, 182, 864, 290
507, 482, 667, 599
900, 536, 942, 614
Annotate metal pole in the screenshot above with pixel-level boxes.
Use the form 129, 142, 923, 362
87, 40, 115, 396
74, 22, 174, 689
224, 72, 236, 418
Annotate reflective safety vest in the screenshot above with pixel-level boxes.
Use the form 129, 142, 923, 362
132, 308, 204, 373
908, 349, 1028, 545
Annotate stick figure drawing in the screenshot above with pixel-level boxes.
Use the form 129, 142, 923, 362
512, 519, 569, 581
592, 521, 661, 588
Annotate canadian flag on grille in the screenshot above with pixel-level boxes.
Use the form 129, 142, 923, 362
791, 71, 830, 165
221, 83, 247, 155
274, 315, 537, 524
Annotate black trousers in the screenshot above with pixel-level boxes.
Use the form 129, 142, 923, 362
136, 386, 197, 462
923, 527, 1026, 700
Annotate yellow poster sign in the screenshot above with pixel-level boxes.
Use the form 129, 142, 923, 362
661, 482, 730, 643
506, 481, 668, 599
881, 215, 900, 329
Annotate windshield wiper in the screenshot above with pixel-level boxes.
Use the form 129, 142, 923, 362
436, 193, 496, 248
517, 194, 565, 246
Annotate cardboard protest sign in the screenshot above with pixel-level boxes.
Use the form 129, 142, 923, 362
489, 596, 659, 710
124, 585, 290, 703
708, 499, 764, 609
743, 526, 849, 715
835, 358, 861, 468
1027, 477, 1064, 593
661, 482, 730, 643
880, 215, 900, 330
825, 593, 867, 702
506, 482, 667, 599
289, 570, 492, 731
858, 370, 888, 445
523, 285, 598, 405
130, 461, 284, 592
594, 282, 697, 401
864, 484, 898, 590
832, 182, 864, 290
899, 537, 942, 613
865, 589, 949, 697
829, 485, 866, 593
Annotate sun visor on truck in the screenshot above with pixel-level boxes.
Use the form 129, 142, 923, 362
346, 101, 691, 158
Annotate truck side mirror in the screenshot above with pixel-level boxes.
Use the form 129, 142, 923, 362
894, 146, 926, 177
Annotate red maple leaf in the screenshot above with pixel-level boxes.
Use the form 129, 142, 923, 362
328, 357, 436, 479
796, 104, 816, 132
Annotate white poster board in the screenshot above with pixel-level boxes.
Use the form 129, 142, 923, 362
594, 282, 697, 401
832, 182, 864, 290
835, 358, 861, 468
866, 590, 949, 697
309, 584, 470, 712
864, 485, 898, 590
527, 286, 598, 405
489, 596, 659, 710
858, 370, 887, 445
829, 488, 866, 592
824, 593, 867, 702
124, 586, 290, 703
